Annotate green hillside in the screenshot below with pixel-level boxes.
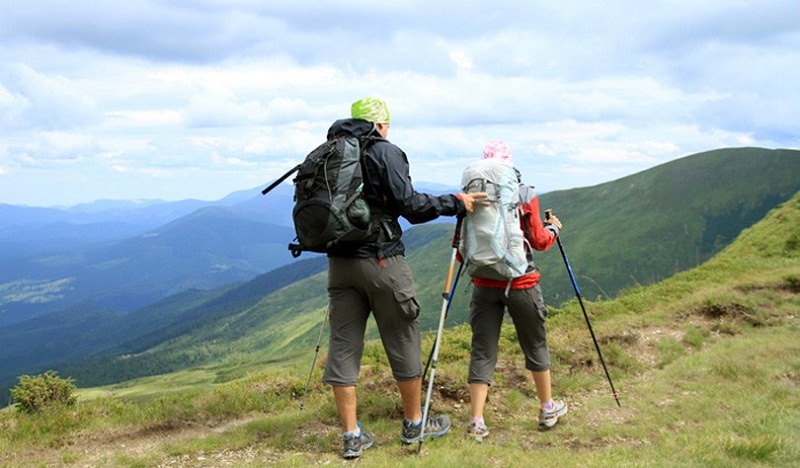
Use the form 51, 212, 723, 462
2, 184, 798, 466
39, 256, 328, 389
51, 227, 455, 390
536, 147, 800, 304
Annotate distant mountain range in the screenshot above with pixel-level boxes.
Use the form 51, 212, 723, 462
0, 186, 295, 326
1, 147, 798, 403
0, 179, 452, 326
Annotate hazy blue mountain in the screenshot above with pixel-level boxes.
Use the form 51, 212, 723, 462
0, 205, 296, 326
0, 187, 270, 252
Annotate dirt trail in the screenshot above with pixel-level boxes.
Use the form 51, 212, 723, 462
11, 417, 276, 467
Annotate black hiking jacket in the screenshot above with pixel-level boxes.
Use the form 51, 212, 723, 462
325, 118, 465, 259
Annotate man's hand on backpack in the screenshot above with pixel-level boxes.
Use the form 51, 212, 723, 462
544, 214, 562, 230
459, 192, 489, 213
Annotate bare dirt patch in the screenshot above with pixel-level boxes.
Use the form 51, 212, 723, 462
698, 302, 757, 321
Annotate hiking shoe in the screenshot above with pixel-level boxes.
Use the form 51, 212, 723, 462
342, 423, 374, 459
401, 414, 452, 444
538, 399, 568, 430
466, 421, 490, 442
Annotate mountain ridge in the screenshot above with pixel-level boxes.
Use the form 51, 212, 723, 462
1, 146, 798, 402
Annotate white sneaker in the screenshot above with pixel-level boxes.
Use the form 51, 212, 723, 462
538, 399, 568, 429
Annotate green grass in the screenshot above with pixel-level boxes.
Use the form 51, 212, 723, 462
1, 193, 799, 466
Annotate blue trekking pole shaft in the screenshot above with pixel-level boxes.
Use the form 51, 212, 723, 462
546, 210, 621, 407
423, 261, 463, 381
423, 218, 464, 379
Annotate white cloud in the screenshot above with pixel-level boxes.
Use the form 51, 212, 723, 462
104, 110, 183, 127
0, 64, 98, 130
0, 1, 797, 206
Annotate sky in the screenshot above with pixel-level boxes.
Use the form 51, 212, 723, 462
1, 1, 798, 207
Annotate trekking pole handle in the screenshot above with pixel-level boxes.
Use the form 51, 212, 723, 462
261, 164, 300, 195
452, 215, 464, 248
545, 209, 553, 220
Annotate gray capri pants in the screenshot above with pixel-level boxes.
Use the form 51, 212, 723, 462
468, 284, 551, 384
322, 255, 422, 386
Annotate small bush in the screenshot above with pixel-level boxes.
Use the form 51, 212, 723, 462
784, 274, 800, 293
785, 232, 799, 252
10, 371, 77, 413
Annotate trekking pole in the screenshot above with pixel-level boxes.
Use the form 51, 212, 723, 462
422, 261, 464, 385
261, 164, 300, 195
545, 209, 621, 407
422, 221, 465, 381
300, 305, 329, 411
418, 217, 464, 454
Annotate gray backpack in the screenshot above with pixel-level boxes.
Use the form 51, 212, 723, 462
459, 158, 530, 280
289, 136, 380, 256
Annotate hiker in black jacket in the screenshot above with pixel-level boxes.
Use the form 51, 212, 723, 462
322, 96, 486, 459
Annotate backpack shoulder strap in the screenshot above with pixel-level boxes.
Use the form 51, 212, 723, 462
514, 175, 538, 253
359, 135, 384, 152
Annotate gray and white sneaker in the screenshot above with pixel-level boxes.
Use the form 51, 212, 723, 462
466, 421, 490, 442
401, 414, 452, 444
342, 423, 374, 459
538, 399, 568, 430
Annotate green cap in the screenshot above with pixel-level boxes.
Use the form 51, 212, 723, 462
351, 97, 391, 124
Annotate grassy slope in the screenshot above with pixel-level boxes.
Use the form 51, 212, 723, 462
536, 147, 800, 304
1, 194, 797, 466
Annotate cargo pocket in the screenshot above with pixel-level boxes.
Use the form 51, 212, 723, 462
394, 287, 420, 321
532, 285, 549, 321
536, 301, 550, 322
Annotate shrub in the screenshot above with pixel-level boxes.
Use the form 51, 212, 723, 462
784, 274, 800, 293
10, 371, 77, 413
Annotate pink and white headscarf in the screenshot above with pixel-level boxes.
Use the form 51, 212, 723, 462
482, 140, 513, 163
